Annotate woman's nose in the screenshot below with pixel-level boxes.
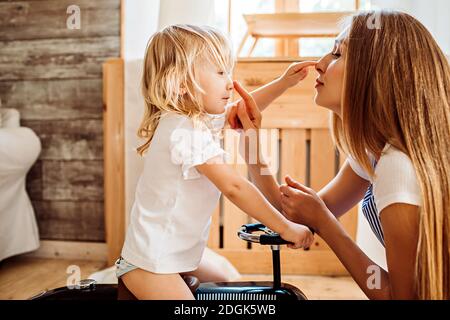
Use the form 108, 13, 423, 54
315, 55, 328, 75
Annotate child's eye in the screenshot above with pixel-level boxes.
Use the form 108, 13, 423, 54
218, 71, 225, 75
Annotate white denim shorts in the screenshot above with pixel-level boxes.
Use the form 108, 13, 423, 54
115, 256, 138, 279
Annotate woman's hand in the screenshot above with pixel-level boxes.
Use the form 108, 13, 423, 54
228, 81, 261, 130
279, 175, 334, 235
279, 61, 317, 88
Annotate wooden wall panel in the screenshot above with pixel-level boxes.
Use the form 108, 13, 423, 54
26, 160, 43, 200
42, 160, 103, 201
0, 0, 120, 241
0, 37, 119, 81
32, 201, 104, 241
0, 79, 103, 120
22, 119, 103, 160
0, 0, 120, 41
26, 160, 103, 202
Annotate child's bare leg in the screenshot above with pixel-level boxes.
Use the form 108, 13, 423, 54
121, 268, 194, 300
181, 253, 231, 283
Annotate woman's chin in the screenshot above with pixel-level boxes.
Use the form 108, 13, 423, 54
313, 94, 322, 106
314, 86, 329, 107
314, 95, 338, 113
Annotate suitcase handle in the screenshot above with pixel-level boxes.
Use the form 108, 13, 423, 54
237, 223, 315, 245
237, 223, 291, 245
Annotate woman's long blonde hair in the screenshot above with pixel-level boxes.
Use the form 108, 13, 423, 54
137, 24, 234, 155
332, 11, 450, 299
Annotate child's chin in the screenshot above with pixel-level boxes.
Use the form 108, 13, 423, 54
207, 107, 225, 114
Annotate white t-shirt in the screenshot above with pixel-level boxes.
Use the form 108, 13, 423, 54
348, 144, 422, 246
348, 144, 422, 214
121, 111, 227, 274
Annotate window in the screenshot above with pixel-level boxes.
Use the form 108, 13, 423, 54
299, 0, 370, 12
299, 0, 372, 57
214, 0, 276, 57
213, 0, 372, 58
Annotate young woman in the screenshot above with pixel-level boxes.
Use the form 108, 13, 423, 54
229, 11, 450, 300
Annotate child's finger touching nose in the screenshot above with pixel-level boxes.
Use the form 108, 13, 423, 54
291, 61, 318, 74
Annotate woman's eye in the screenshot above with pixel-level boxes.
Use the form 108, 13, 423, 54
218, 71, 225, 75
332, 52, 341, 58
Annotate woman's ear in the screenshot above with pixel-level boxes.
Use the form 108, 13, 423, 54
179, 87, 187, 95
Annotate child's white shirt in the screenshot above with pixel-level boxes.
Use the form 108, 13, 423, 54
121, 110, 227, 274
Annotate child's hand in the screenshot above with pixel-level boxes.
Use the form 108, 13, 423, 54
227, 81, 261, 130
279, 222, 315, 250
279, 61, 317, 89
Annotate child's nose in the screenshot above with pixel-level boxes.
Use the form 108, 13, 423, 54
226, 80, 233, 91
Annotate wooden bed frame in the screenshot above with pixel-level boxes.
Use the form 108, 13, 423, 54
102, 57, 358, 275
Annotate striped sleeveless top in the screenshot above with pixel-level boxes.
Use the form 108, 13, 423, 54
361, 184, 385, 246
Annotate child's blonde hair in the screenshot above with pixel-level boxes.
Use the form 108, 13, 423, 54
137, 24, 234, 155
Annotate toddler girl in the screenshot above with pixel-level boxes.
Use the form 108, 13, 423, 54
116, 24, 315, 300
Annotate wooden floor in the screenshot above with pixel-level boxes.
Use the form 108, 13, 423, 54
0, 255, 366, 300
